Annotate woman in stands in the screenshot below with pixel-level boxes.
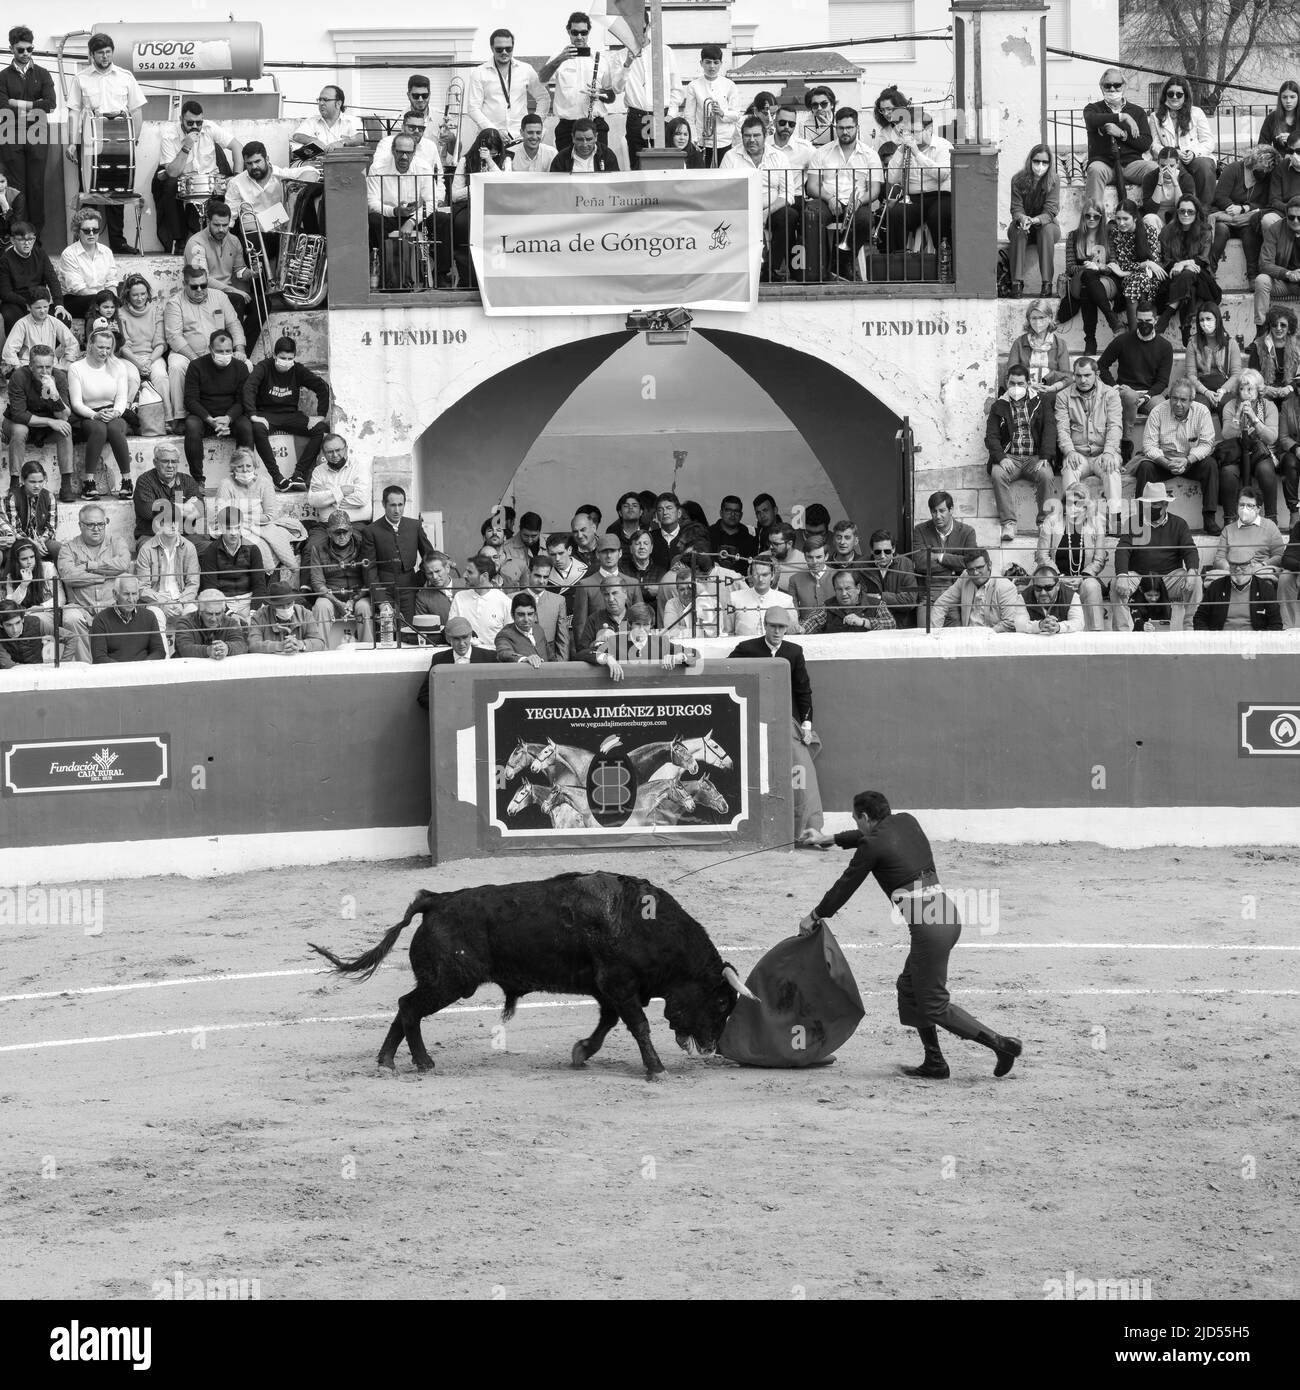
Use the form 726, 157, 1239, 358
1065, 198, 1114, 354
1154, 195, 1219, 343
1147, 77, 1217, 209
1104, 198, 1161, 334
215, 448, 302, 583
1217, 368, 1280, 523
117, 272, 169, 408
1183, 302, 1242, 416
1006, 298, 1071, 396
450, 127, 510, 290
664, 117, 705, 170
1035, 485, 1107, 632
1258, 80, 1300, 158
5, 537, 54, 634
67, 326, 131, 500
1006, 144, 1060, 298
870, 86, 909, 166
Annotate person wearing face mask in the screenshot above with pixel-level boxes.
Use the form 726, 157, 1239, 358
1193, 546, 1283, 631
1006, 299, 1071, 396
1217, 372, 1282, 525
182, 329, 253, 487
216, 447, 303, 582
1211, 485, 1286, 578
1260, 144, 1300, 226
986, 362, 1057, 544
1055, 357, 1124, 513
1209, 147, 1272, 281
1007, 144, 1060, 298
1253, 194, 1300, 334
1083, 69, 1157, 211
248, 580, 326, 655
1097, 301, 1174, 458
1134, 378, 1221, 535
1111, 481, 1202, 630
1184, 303, 1242, 415
242, 336, 331, 494
306, 508, 373, 647
164, 263, 246, 429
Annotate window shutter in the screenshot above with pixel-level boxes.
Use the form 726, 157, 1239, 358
356, 59, 455, 127
828, 1, 917, 64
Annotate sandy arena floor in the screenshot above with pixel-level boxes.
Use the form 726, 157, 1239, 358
2, 843, 1297, 1301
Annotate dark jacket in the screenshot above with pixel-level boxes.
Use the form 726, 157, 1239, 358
0, 243, 64, 316
183, 354, 249, 420
305, 532, 366, 598
199, 540, 268, 600
1115, 512, 1199, 577
1192, 574, 1283, 631
89, 606, 167, 662
0, 61, 57, 140
132, 467, 206, 543
858, 556, 920, 627
1259, 218, 1300, 282
1282, 519, 1300, 574
1083, 98, 1154, 166
813, 813, 936, 918
985, 391, 1058, 469
911, 518, 977, 579
728, 635, 812, 722
1009, 170, 1059, 223
359, 516, 435, 599
5, 363, 71, 425
495, 620, 553, 662
173, 612, 251, 658
242, 358, 331, 417
708, 521, 758, 560
2, 485, 55, 547
1097, 330, 1174, 396
0, 613, 44, 667
416, 645, 495, 709
1212, 160, 1271, 214
549, 147, 621, 174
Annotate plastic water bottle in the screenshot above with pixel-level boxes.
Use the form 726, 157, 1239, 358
369, 248, 380, 291
378, 602, 396, 648
939, 236, 953, 283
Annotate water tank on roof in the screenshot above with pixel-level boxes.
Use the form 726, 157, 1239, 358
89, 22, 263, 81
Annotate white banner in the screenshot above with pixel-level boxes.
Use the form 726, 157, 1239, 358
470, 171, 761, 315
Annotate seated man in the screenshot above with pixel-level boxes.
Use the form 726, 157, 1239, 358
498, 511, 544, 589
932, 548, 1032, 631
1132, 377, 1221, 535
1054, 357, 1124, 513
986, 362, 1057, 544
829, 520, 865, 570
5, 343, 75, 498
182, 330, 252, 488
1210, 485, 1286, 576
911, 490, 977, 600
1021, 561, 1085, 635
1111, 482, 1203, 631
1096, 304, 1175, 459
1036, 486, 1108, 632
1209, 147, 1271, 280
132, 440, 206, 549
766, 522, 807, 584
2, 284, 80, 373
55, 502, 131, 662
248, 580, 327, 654
134, 516, 200, 637
199, 508, 267, 618
89, 574, 165, 662
544, 529, 587, 617
880, 108, 953, 255
581, 601, 696, 680
242, 335, 330, 494
860, 529, 920, 628
721, 116, 792, 280
789, 540, 839, 627
662, 563, 723, 636
447, 552, 511, 648
520, 552, 570, 659
183, 199, 257, 343
802, 106, 881, 282
0, 598, 44, 667
0, 223, 71, 338
709, 494, 757, 561
1253, 194, 1300, 334
1193, 546, 1283, 631
495, 591, 553, 665
306, 509, 373, 645
308, 434, 372, 528
727, 553, 797, 636
415, 615, 495, 709
576, 573, 637, 651
574, 534, 639, 635
163, 264, 246, 429
1279, 517, 1300, 629
549, 119, 620, 173
366, 133, 449, 288
507, 113, 558, 175
173, 588, 250, 660
154, 99, 243, 254
822, 567, 895, 631
405, 549, 458, 642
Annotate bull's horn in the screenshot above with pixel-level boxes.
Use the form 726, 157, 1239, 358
722, 964, 759, 1001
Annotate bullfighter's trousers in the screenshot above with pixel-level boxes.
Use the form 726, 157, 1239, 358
894, 891, 989, 1039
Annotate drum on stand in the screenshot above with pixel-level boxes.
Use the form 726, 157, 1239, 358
177, 172, 226, 207
81, 114, 136, 195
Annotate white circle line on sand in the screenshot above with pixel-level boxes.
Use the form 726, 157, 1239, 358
2, 990, 1299, 1055
3, 943, 1298, 1007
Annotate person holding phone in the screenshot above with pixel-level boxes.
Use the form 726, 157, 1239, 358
539, 12, 614, 156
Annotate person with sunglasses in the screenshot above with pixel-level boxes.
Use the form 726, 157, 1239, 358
540, 12, 616, 157
1064, 199, 1113, 354
1209, 147, 1273, 283
799, 86, 838, 151
0, 26, 55, 238
466, 29, 550, 152
1253, 195, 1300, 334
56, 209, 117, 320
859, 528, 919, 628
1145, 77, 1216, 208
65, 33, 145, 255
1022, 561, 1084, 635
682, 44, 743, 167
162, 263, 246, 431
156, 99, 244, 245
1083, 68, 1156, 211
869, 86, 909, 165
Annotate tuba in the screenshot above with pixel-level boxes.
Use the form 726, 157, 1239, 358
276, 172, 328, 308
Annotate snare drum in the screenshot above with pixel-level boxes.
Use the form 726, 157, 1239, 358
81, 114, 136, 196
177, 172, 224, 205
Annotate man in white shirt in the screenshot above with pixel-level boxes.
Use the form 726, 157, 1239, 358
508, 115, 558, 175
540, 12, 615, 155
154, 100, 243, 254
682, 44, 744, 167
223, 140, 313, 234
448, 552, 512, 648
614, 17, 683, 169
771, 103, 815, 173
804, 106, 883, 281
466, 29, 550, 148
372, 110, 440, 169
727, 555, 798, 635
881, 108, 954, 254
306, 435, 372, 525
65, 32, 147, 255
366, 134, 450, 287
722, 116, 794, 279
291, 86, 365, 156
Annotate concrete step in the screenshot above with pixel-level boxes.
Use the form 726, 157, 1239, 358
994, 290, 1258, 355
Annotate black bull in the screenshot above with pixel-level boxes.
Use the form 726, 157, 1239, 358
309, 872, 756, 1080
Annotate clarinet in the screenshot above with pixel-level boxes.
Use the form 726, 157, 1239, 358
588, 52, 601, 119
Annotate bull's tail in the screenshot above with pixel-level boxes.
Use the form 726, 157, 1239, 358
308, 890, 441, 982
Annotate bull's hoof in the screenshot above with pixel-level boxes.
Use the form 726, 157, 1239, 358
375, 1055, 397, 1073
570, 1040, 589, 1068
644, 1068, 665, 1082
412, 1059, 436, 1076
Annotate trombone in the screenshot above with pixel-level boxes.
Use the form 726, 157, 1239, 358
236, 204, 274, 359
440, 76, 465, 167
703, 98, 721, 163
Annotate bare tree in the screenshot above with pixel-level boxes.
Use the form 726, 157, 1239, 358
1121, 0, 1300, 110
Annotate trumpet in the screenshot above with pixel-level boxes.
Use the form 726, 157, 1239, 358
703, 98, 721, 162
441, 76, 465, 164
836, 184, 866, 252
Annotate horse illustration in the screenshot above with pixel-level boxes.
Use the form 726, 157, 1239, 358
505, 780, 597, 829
530, 734, 699, 788
502, 738, 550, 783
628, 734, 699, 780
627, 774, 697, 827
649, 729, 732, 779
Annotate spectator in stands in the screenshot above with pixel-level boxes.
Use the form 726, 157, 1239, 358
1022, 560, 1085, 635
797, 86, 838, 153
858, 530, 918, 628
912, 490, 976, 597
57, 210, 117, 320
788, 540, 837, 624
466, 30, 550, 151
1142, 144, 1196, 233
545, 530, 587, 617
65, 35, 146, 255
117, 273, 169, 409
68, 326, 131, 500
174, 589, 250, 660
307, 434, 371, 527
1210, 147, 1272, 281
132, 440, 205, 548
2, 284, 78, 373
0, 27, 53, 236
359, 484, 432, 625
868, 86, 908, 164
607, 492, 644, 550
793, 502, 831, 556
499, 512, 543, 588
154, 100, 243, 253
1055, 356, 1124, 512
539, 12, 615, 155
1009, 299, 1072, 399
56, 502, 131, 661
829, 520, 864, 570
135, 515, 200, 637
766, 522, 807, 584
0, 223, 67, 338
248, 580, 326, 655
1253, 196, 1300, 334
164, 264, 246, 430
931, 548, 1031, 632
1007, 145, 1060, 299
662, 564, 722, 637
89, 573, 164, 662
1280, 518, 1300, 628
708, 494, 756, 560
1277, 387, 1300, 527
751, 493, 781, 549
575, 534, 637, 630
216, 448, 301, 581
306, 509, 372, 646
821, 567, 894, 632
1184, 303, 1242, 416
1248, 304, 1300, 401
574, 571, 630, 650
1257, 81, 1300, 161
1036, 486, 1107, 632
1083, 69, 1157, 210
3, 460, 59, 564
1097, 301, 1174, 459
200, 508, 267, 617
243, 336, 329, 494
184, 200, 258, 339
682, 44, 743, 167
804, 106, 882, 282
415, 615, 494, 705
1217, 371, 1281, 524
1146, 77, 1217, 207
1211, 485, 1286, 574
768, 106, 813, 246
0, 596, 43, 666
1111, 482, 1202, 630
1103, 200, 1162, 335
663, 117, 706, 170
619, 526, 667, 604
1134, 377, 1221, 534
723, 115, 793, 279
368, 131, 449, 290
5, 536, 53, 634
5, 344, 74, 496
1154, 196, 1219, 344
563, 505, 597, 573
508, 114, 558, 175
1194, 546, 1283, 630
182, 329, 252, 488
615, 13, 682, 170
549, 119, 620, 174
448, 128, 509, 290
646, 492, 686, 568
494, 591, 552, 665
987, 361, 1057, 544
1069, 200, 1117, 354
726, 553, 797, 635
